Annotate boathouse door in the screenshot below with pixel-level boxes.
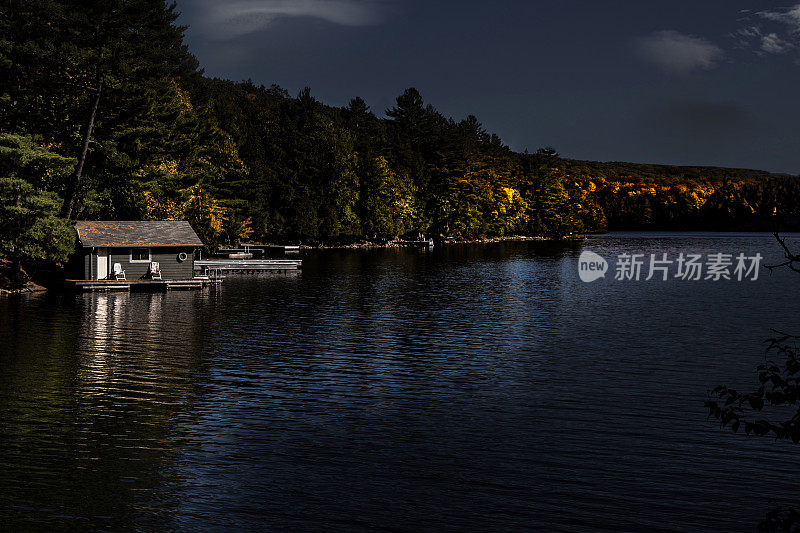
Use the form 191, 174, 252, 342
96, 248, 109, 279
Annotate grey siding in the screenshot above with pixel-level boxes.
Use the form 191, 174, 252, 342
66, 238, 87, 280
108, 247, 195, 280
72, 246, 195, 280
71, 248, 91, 279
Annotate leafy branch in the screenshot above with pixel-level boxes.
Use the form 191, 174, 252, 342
706, 232, 800, 531
706, 328, 800, 441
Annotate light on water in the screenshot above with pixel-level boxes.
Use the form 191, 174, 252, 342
1, 234, 799, 530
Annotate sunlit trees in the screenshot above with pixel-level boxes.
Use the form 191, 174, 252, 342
101, 78, 247, 221
441, 156, 528, 238
522, 148, 582, 238
385, 87, 448, 231
143, 183, 227, 249
359, 156, 420, 239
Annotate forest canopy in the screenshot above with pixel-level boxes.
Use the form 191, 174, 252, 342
2, 0, 800, 270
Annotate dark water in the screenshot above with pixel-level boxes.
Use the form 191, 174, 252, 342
2, 233, 800, 531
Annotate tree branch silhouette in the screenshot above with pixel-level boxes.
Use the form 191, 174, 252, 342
765, 231, 800, 274
706, 232, 800, 531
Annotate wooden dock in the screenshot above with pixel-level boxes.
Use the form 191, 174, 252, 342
218, 244, 301, 255
194, 259, 302, 275
65, 278, 221, 292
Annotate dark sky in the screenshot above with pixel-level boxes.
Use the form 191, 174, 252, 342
176, 1, 800, 173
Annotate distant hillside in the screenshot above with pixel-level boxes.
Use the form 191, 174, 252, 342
552, 159, 800, 231
561, 159, 796, 183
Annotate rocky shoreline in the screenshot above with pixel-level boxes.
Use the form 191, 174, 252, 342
0, 283, 46, 295
0, 262, 48, 295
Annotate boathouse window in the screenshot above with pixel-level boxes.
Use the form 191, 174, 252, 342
130, 248, 151, 263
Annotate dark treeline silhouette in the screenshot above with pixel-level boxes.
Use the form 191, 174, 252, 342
2, 0, 800, 277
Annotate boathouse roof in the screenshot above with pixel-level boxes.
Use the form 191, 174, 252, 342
75, 221, 204, 247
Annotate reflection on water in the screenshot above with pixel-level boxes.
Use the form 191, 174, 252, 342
0, 290, 219, 530
1, 235, 800, 531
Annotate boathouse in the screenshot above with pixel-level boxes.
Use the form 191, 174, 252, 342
73, 220, 203, 282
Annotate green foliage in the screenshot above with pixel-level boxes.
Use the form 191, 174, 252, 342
0, 134, 74, 278
522, 148, 582, 238
0, 0, 199, 217
537, 169, 581, 238
0, 178, 73, 270
359, 156, 419, 239
0, 133, 74, 189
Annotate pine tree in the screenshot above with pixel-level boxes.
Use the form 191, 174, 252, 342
0, 0, 198, 218
0, 134, 74, 285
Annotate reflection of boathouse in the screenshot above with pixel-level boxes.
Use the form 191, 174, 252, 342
68, 221, 213, 291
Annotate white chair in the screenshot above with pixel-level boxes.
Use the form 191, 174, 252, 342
113, 263, 126, 280
149, 262, 162, 280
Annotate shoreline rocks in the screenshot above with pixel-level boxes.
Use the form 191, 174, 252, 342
291, 234, 581, 250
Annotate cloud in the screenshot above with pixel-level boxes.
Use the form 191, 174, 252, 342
636, 30, 724, 72
188, 0, 389, 40
757, 4, 800, 30
761, 32, 794, 54
733, 4, 800, 55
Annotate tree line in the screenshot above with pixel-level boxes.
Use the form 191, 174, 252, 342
2, 0, 800, 276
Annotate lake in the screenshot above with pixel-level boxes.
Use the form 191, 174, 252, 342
1, 233, 799, 531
